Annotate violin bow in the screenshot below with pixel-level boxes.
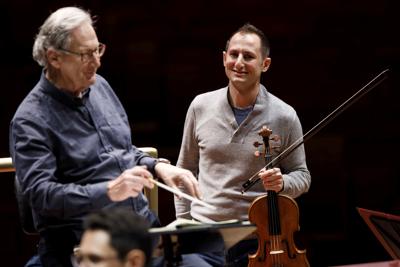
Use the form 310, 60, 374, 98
242, 69, 390, 193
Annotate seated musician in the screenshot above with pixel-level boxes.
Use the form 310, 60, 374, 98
9, 6, 201, 267
76, 208, 152, 267
175, 23, 311, 267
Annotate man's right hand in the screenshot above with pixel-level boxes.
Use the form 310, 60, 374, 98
107, 166, 154, 201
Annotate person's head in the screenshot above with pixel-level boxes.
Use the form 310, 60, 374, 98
223, 23, 271, 91
76, 209, 152, 267
33, 7, 105, 95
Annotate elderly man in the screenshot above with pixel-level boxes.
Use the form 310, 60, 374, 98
10, 6, 200, 267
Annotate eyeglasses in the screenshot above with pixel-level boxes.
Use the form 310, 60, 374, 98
58, 43, 106, 63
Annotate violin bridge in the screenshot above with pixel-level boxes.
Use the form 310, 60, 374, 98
269, 250, 284, 255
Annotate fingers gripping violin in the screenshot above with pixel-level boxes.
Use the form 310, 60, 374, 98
248, 126, 309, 267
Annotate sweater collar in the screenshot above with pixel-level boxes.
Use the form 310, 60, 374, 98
221, 84, 269, 127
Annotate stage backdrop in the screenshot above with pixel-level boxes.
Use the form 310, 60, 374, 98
0, 1, 398, 266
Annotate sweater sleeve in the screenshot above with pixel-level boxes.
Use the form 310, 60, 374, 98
175, 101, 200, 219
279, 111, 311, 198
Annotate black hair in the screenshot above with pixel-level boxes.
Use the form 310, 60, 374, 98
83, 208, 152, 266
225, 23, 270, 58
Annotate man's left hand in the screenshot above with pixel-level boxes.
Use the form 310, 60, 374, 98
259, 167, 284, 193
154, 163, 202, 199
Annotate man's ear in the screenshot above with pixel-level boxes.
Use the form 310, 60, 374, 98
125, 249, 146, 267
46, 48, 62, 69
222, 51, 227, 67
262, 57, 271, 72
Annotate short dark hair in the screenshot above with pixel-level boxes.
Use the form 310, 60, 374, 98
83, 208, 152, 266
225, 23, 270, 58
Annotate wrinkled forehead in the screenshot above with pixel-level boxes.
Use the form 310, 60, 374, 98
69, 22, 98, 49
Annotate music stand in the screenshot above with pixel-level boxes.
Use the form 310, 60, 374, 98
357, 207, 400, 259
149, 220, 256, 266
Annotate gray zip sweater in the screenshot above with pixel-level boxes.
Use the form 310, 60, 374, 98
175, 85, 311, 223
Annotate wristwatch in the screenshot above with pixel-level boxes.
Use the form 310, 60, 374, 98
155, 158, 171, 165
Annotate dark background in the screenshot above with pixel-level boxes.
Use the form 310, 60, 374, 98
0, 0, 399, 266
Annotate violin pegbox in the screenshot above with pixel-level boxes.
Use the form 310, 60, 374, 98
253, 125, 281, 158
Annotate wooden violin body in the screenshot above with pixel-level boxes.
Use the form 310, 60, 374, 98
247, 125, 309, 267
248, 194, 309, 267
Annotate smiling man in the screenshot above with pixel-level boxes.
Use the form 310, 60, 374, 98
175, 23, 311, 266
10, 6, 201, 267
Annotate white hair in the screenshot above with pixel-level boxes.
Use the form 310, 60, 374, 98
32, 7, 93, 67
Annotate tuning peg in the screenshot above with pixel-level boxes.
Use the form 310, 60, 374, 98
253, 141, 263, 148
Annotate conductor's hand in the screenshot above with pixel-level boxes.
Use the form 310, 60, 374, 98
155, 163, 202, 199
107, 166, 154, 201
259, 167, 284, 193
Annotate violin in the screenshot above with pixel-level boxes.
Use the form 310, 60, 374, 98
248, 126, 309, 267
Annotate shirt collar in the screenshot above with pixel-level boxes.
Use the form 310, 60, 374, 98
39, 70, 91, 107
